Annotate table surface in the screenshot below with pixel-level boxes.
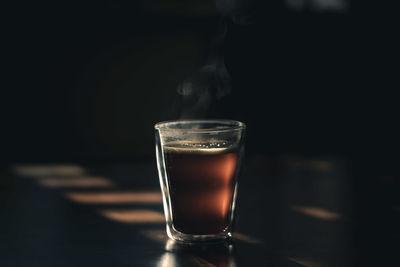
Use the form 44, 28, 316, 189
1, 155, 398, 267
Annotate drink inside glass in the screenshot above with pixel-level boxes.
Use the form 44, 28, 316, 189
155, 120, 245, 243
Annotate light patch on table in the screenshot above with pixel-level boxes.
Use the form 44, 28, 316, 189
38, 176, 114, 188
141, 229, 168, 243
233, 232, 263, 244
186, 256, 217, 267
292, 205, 342, 221
99, 209, 165, 223
157, 253, 176, 267
288, 257, 323, 267
393, 206, 400, 212
65, 191, 162, 204
13, 164, 85, 177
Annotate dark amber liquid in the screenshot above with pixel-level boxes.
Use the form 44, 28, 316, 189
165, 144, 239, 235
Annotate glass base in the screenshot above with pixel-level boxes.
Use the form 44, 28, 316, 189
166, 224, 232, 243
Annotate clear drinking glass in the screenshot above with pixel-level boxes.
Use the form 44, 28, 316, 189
155, 120, 245, 243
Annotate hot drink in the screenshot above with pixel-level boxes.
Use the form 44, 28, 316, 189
155, 120, 245, 242
164, 141, 239, 235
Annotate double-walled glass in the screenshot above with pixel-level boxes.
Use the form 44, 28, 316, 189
155, 120, 245, 243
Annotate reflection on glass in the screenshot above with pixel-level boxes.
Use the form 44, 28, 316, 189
65, 191, 162, 204
38, 176, 114, 188
157, 239, 236, 267
142, 230, 264, 246
99, 209, 165, 223
13, 164, 85, 177
292, 205, 342, 221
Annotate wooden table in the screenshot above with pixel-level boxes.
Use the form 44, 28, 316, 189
1, 155, 397, 266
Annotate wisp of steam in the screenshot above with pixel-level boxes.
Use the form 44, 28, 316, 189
177, 0, 255, 119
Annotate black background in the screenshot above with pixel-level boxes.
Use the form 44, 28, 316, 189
2, 0, 398, 164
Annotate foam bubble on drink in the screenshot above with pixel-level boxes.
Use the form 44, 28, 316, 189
164, 140, 235, 154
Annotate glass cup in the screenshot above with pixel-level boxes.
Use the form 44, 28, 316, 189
155, 120, 245, 243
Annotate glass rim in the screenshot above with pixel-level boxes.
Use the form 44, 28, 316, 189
154, 119, 246, 133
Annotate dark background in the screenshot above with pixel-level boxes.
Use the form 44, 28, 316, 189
2, 0, 398, 164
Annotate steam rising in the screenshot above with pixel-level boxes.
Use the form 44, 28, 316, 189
177, 19, 230, 119
177, 62, 230, 119
177, 0, 255, 119
285, 0, 348, 12
175, 0, 348, 119
216, 0, 255, 25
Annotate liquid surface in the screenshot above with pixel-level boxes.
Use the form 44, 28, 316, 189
164, 141, 239, 235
